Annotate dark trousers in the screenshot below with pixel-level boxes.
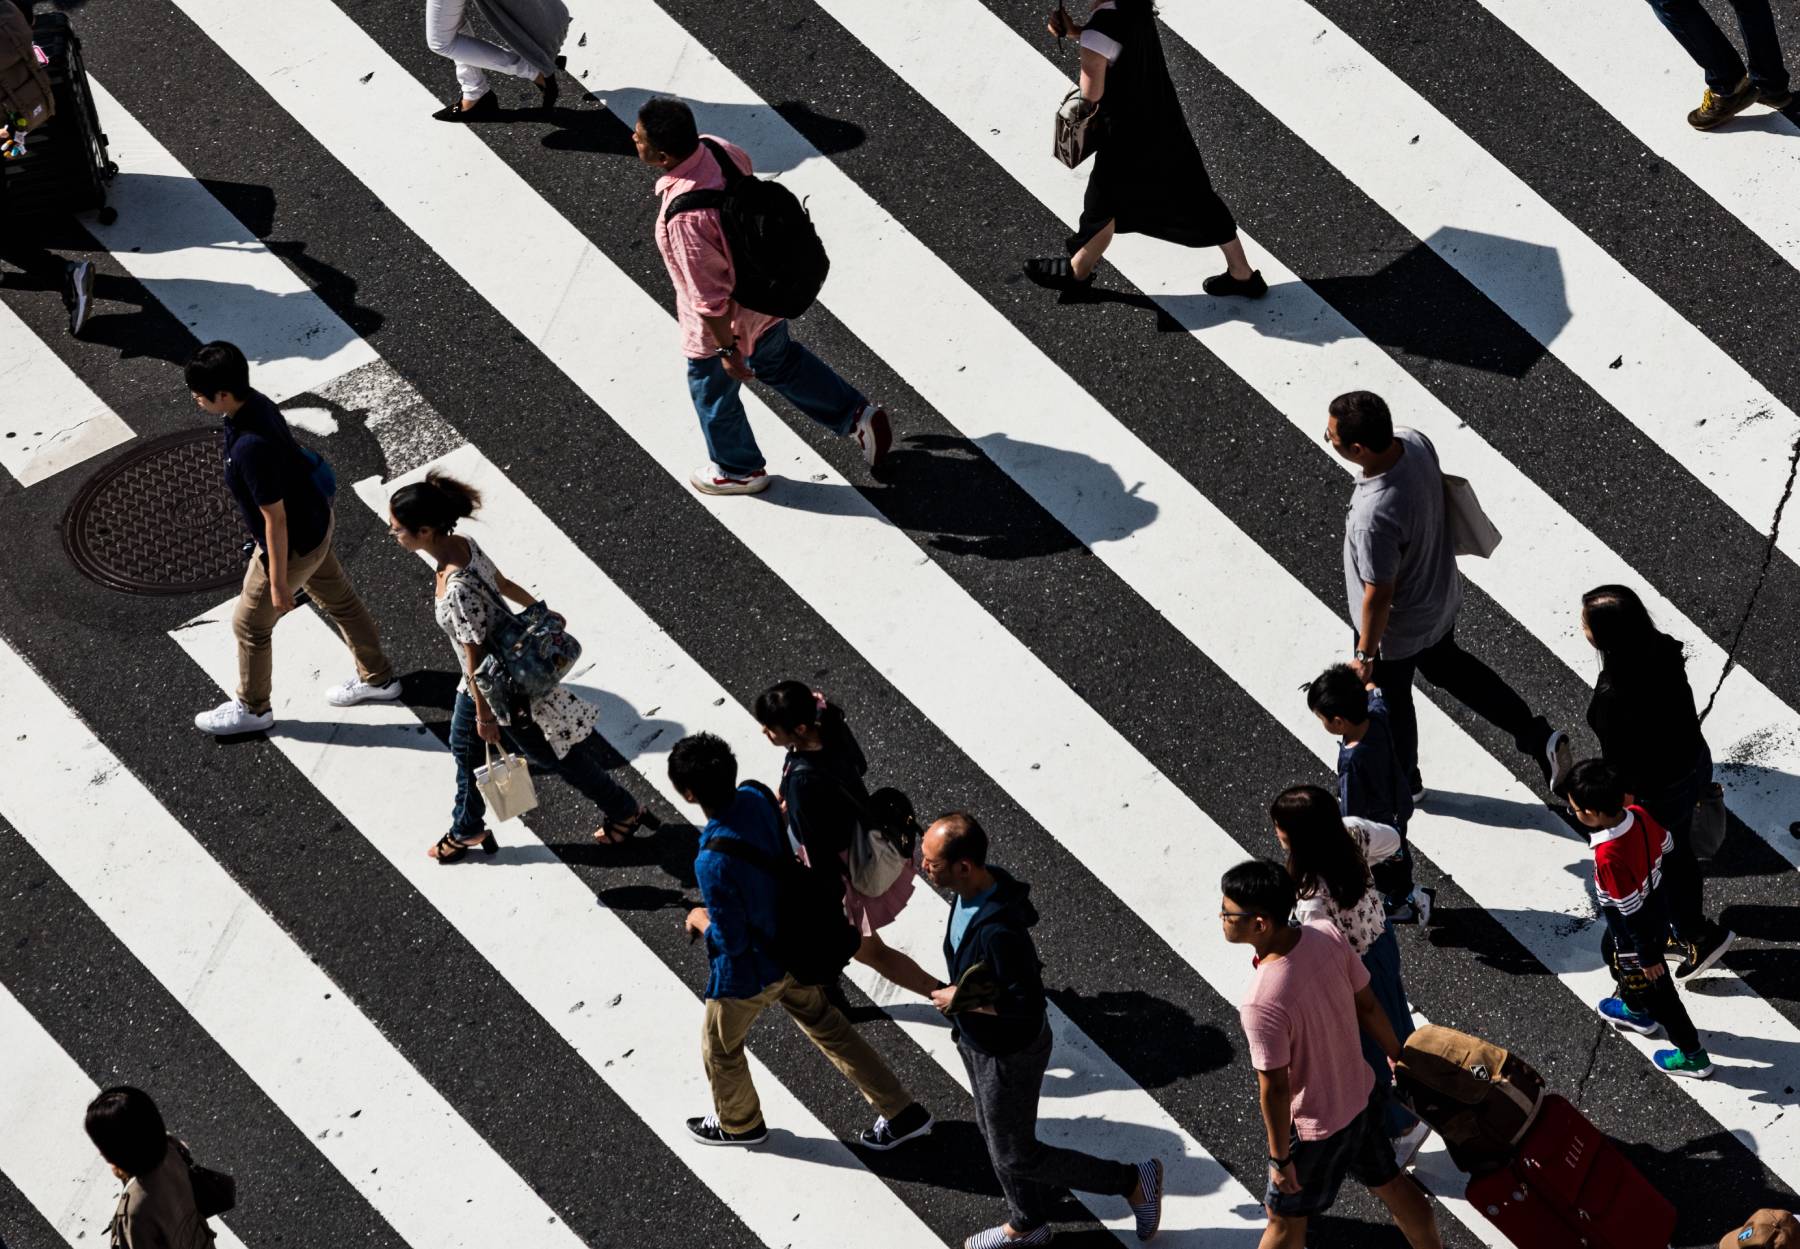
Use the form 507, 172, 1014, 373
1373, 628, 1551, 790
1646, 0, 1790, 93
959, 1023, 1137, 1234
1637, 742, 1718, 945
447, 690, 634, 838
1603, 928, 1702, 1053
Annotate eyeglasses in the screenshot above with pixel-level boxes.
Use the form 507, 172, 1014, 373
1219, 909, 1264, 921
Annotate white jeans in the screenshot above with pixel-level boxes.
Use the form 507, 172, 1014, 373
424, 0, 534, 100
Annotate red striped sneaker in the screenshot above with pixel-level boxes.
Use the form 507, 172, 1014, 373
690, 464, 771, 496
852, 402, 892, 471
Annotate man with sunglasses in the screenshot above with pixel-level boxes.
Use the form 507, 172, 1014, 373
1221, 859, 1443, 1249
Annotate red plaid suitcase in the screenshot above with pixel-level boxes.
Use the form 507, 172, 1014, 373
1465, 1095, 1676, 1249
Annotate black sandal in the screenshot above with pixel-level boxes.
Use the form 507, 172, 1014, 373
432, 92, 499, 123
1023, 256, 1095, 292
430, 831, 498, 862
594, 806, 644, 846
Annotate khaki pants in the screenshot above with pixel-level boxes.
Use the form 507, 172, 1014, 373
234, 517, 392, 713
702, 974, 911, 1135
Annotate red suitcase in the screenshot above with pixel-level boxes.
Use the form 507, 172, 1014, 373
1465, 1095, 1676, 1249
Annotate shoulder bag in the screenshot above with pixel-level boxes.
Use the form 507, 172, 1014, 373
455, 566, 582, 707
1443, 473, 1502, 558
791, 755, 919, 898
1053, 88, 1102, 168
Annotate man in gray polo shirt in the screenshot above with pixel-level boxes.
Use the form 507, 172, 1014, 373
1327, 390, 1570, 800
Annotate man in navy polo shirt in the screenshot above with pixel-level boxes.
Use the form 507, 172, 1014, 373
186, 341, 400, 735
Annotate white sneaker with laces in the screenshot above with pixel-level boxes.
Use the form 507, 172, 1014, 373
689, 464, 771, 496
851, 402, 893, 470
194, 698, 274, 736
325, 677, 403, 707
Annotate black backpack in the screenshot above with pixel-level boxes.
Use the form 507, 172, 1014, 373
701, 791, 858, 986
663, 138, 830, 320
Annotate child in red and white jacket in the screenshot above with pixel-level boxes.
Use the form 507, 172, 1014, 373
1562, 759, 1713, 1079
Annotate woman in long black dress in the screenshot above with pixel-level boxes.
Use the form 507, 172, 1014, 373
1028, 1, 1264, 298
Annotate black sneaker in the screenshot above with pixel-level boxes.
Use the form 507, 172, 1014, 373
860, 1102, 934, 1151
1674, 928, 1736, 981
1689, 76, 1757, 129
433, 91, 500, 122
1202, 269, 1267, 299
1023, 256, 1094, 292
685, 1113, 768, 1146
1756, 86, 1794, 110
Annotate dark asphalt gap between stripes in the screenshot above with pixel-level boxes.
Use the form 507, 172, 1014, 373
17, 0, 1785, 1245
0, 1166, 71, 1249
0, 816, 411, 1249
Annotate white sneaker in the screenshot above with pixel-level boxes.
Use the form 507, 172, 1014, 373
689, 464, 771, 496
1391, 1118, 1431, 1168
325, 677, 403, 707
66, 260, 94, 336
1408, 886, 1435, 926
194, 698, 274, 735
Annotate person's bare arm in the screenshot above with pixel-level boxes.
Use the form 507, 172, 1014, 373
1078, 46, 1108, 102
1354, 985, 1402, 1061
259, 501, 294, 612
1353, 580, 1395, 680
1257, 1067, 1301, 1194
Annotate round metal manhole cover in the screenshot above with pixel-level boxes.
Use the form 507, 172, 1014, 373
62, 428, 245, 596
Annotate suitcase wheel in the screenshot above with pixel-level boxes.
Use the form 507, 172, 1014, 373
95, 205, 116, 225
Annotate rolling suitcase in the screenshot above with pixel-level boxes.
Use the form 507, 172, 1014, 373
1465, 1094, 1677, 1249
0, 10, 114, 222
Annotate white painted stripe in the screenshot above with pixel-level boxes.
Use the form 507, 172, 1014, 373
177, 0, 1800, 1191
349, 445, 1264, 1242
0, 637, 586, 1249
173, 468, 948, 1249
84, 77, 377, 405
1477, 0, 1800, 270
0, 980, 251, 1249
1148, 1, 1800, 566
0, 300, 133, 485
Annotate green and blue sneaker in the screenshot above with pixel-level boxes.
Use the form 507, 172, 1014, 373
1654, 1048, 1714, 1079
1595, 997, 1661, 1036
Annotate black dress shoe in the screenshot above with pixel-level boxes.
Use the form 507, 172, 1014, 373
1023, 256, 1095, 292
538, 55, 565, 110
432, 91, 499, 122
1202, 268, 1268, 299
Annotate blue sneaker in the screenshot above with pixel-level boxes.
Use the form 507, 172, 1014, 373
1595, 997, 1661, 1036
1654, 1048, 1713, 1079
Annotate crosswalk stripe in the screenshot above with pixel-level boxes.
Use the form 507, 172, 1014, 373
0, 637, 589, 1249
1474, 0, 1800, 271
1149, 0, 1800, 561
355, 444, 1271, 1243
82, 76, 377, 412
0, 978, 251, 1249
167, 0, 1800, 1190
0, 300, 133, 485
170, 480, 950, 1249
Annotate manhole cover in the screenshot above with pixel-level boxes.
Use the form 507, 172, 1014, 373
62, 428, 245, 596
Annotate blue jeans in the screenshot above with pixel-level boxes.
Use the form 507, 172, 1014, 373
1646, 0, 1789, 93
447, 691, 635, 838
684, 320, 863, 477
1358, 923, 1420, 1137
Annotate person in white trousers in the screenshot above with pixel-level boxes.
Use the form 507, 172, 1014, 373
424, 0, 563, 121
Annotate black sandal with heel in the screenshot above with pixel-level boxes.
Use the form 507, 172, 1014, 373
430, 831, 499, 863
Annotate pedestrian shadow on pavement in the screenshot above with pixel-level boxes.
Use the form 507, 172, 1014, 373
1618, 1127, 1797, 1249
553, 89, 866, 173
1047, 987, 1236, 1087
762, 432, 1158, 562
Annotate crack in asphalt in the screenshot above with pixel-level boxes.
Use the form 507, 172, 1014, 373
1571, 1017, 1609, 1105
1699, 429, 1800, 725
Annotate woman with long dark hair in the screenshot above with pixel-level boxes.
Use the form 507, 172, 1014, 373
85, 1086, 214, 1248
1270, 785, 1427, 1161
1026, 0, 1263, 298
1580, 584, 1733, 978
388, 472, 643, 862
753, 681, 939, 997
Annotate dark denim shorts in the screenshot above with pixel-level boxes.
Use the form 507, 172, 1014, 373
1265, 1093, 1401, 1218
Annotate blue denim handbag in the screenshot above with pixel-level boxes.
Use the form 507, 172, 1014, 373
457, 569, 582, 709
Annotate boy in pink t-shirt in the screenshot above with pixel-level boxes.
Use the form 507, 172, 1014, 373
1222, 859, 1443, 1249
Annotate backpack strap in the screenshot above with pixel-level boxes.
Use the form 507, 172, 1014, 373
661, 138, 743, 222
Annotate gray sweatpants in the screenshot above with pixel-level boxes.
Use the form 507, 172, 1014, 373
958, 1021, 1136, 1233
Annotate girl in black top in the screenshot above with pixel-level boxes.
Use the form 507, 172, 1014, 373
1580, 584, 1733, 978
1027, 1, 1264, 299
754, 682, 939, 997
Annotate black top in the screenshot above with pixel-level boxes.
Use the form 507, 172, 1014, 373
1071, 0, 1237, 251
778, 718, 871, 866
221, 390, 330, 556
1585, 634, 1705, 798
942, 866, 1046, 1056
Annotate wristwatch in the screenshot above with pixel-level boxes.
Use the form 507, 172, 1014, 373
1353, 648, 1375, 662
1269, 1154, 1291, 1168
714, 338, 740, 359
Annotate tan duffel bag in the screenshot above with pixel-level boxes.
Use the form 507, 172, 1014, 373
1395, 1024, 1546, 1174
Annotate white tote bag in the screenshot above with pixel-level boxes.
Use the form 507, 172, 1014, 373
475, 743, 539, 822
1444, 474, 1502, 558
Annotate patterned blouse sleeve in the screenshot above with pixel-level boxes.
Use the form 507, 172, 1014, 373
441, 573, 494, 647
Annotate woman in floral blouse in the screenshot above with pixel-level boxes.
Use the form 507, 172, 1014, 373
388, 472, 642, 862
1270, 785, 1427, 1160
